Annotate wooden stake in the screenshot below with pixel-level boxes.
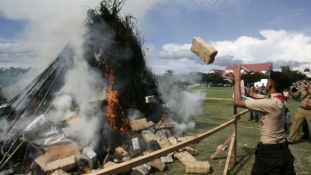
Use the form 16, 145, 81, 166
0, 134, 22, 166
0, 140, 24, 171
210, 135, 233, 160
5, 67, 63, 134
223, 134, 236, 175
88, 118, 236, 175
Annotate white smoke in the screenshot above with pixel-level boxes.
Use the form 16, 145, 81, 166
40, 23, 110, 149
3, 68, 40, 100
0, 0, 207, 149
0, 117, 11, 142
158, 74, 206, 136
127, 108, 145, 121
74, 113, 103, 149
0, 116, 29, 142
45, 95, 74, 124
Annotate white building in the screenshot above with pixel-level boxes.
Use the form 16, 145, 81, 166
254, 79, 268, 87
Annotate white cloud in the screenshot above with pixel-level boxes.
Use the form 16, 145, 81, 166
214, 29, 311, 66
0, 0, 101, 70
120, 0, 161, 27
155, 0, 248, 12
154, 29, 311, 73
0, 0, 168, 71
1, 0, 311, 75
158, 49, 195, 60
162, 43, 191, 51
157, 43, 197, 60
0, 38, 36, 67
0, 39, 32, 55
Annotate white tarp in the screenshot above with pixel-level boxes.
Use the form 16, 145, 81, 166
23, 115, 70, 148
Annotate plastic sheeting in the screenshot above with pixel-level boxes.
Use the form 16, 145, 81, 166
23, 115, 71, 148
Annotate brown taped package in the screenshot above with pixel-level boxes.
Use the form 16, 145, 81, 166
43, 141, 79, 163
130, 118, 149, 131
148, 158, 166, 171
190, 37, 218, 65
185, 161, 211, 174
179, 146, 198, 156
175, 151, 197, 166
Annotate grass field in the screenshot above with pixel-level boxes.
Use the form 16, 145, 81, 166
2, 87, 310, 174
140, 87, 311, 175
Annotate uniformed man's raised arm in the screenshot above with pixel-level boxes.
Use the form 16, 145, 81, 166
245, 86, 265, 99
253, 93, 265, 99
232, 64, 246, 108
288, 82, 300, 98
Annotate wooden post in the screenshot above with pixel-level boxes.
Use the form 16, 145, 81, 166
88, 119, 236, 175
223, 134, 235, 175
88, 109, 249, 175
210, 135, 233, 160
233, 106, 238, 165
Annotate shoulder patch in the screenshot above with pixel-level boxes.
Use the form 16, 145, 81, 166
259, 120, 264, 127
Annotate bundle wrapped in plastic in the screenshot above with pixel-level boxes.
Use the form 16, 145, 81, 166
23, 115, 71, 149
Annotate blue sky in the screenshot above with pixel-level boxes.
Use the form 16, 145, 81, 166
0, 0, 311, 75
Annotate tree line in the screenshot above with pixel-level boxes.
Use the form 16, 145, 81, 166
0, 67, 31, 87
163, 67, 307, 86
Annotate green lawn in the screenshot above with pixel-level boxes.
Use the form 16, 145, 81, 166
139, 87, 310, 175
3, 86, 310, 174
193, 86, 234, 99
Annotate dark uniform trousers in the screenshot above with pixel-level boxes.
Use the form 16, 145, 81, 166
251, 141, 296, 175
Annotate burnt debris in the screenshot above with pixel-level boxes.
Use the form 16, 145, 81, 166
0, 0, 168, 174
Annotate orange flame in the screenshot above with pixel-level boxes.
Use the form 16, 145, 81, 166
161, 113, 167, 122
105, 65, 130, 133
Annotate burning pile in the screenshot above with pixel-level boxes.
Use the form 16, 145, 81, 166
100, 117, 211, 174
0, 0, 210, 174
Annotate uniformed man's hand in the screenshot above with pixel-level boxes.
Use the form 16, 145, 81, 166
245, 86, 254, 97
222, 71, 235, 83
232, 64, 245, 81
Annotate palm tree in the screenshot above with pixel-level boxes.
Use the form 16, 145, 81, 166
164, 69, 175, 76
280, 65, 292, 78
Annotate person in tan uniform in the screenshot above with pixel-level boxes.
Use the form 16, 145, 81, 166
225, 65, 296, 175
287, 78, 311, 143
283, 89, 290, 131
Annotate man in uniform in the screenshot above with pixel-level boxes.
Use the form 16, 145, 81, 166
287, 78, 311, 143
283, 88, 290, 131
226, 65, 296, 175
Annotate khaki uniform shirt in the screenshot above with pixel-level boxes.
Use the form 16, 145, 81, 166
292, 88, 309, 108
245, 93, 286, 144
283, 91, 289, 99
